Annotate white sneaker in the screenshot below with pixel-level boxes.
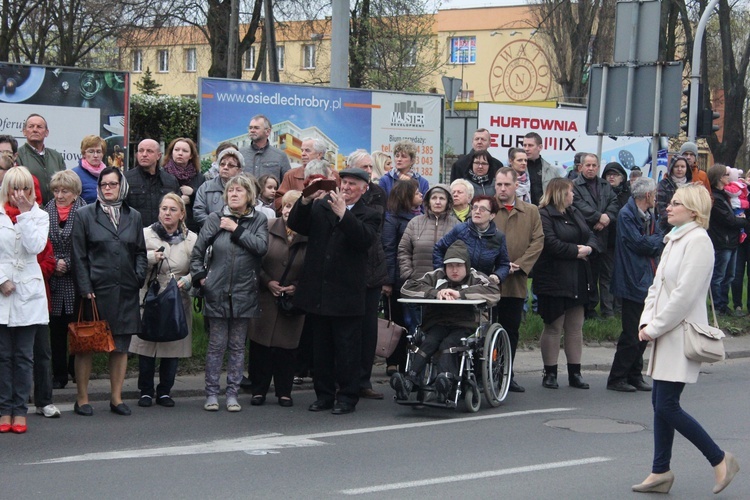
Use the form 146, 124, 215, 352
226, 396, 242, 412
36, 404, 61, 418
204, 395, 219, 411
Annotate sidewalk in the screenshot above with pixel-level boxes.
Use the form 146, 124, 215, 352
50, 334, 750, 404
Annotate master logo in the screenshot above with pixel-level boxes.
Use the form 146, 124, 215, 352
391, 100, 425, 128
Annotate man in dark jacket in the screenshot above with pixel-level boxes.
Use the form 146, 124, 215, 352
125, 139, 180, 227
393, 240, 501, 401
450, 129, 503, 183
573, 153, 620, 318
287, 167, 380, 415
601, 161, 631, 316
607, 178, 663, 392
347, 151, 388, 399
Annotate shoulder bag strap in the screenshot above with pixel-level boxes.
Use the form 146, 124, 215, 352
660, 277, 718, 327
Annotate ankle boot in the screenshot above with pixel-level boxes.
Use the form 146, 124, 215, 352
542, 365, 558, 389
568, 364, 590, 389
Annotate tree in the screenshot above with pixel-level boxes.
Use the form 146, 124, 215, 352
0, 0, 42, 61
134, 67, 161, 95
348, 0, 444, 91
528, 0, 616, 104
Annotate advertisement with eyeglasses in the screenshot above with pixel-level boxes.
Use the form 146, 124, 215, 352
0, 62, 129, 170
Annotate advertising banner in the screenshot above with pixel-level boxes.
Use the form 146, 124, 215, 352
478, 103, 651, 176
199, 79, 443, 185
0, 63, 129, 169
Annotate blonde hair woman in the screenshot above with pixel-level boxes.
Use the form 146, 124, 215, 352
0, 167, 48, 433
634, 184, 739, 494
190, 174, 268, 412
533, 177, 599, 390
371, 151, 392, 184
130, 193, 197, 408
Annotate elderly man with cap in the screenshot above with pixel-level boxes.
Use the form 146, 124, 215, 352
287, 167, 381, 415
679, 141, 710, 192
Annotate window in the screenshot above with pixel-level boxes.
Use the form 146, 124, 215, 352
185, 48, 196, 72
244, 47, 256, 71
404, 43, 418, 67
275, 46, 285, 71
158, 49, 169, 73
302, 44, 316, 69
449, 36, 476, 64
132, 50, 143, 72
276, 46, 285, 71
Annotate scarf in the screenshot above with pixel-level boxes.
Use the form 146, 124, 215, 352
222, 204, 252, 219
516, 172, 531, 203
80, 158, 106, 177
57, 203, 73, 222
454, 206, 470, 222
467, 168, 490, 186
163, 158, 197, 183
97, 174, 130, 228
3, 203, 20, 224
151, 221, 185, 245
672, 176, 688, 186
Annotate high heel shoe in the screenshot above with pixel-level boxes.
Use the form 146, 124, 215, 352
632, 471, 674, 493
713, 452, 740, 494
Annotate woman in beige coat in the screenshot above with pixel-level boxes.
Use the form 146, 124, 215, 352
247, 190, 307, 407
130, 193, 197, 408
634, 184, 739, 494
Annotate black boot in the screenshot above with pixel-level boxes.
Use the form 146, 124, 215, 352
542, 365, 558, 389
568, 364, 590, 389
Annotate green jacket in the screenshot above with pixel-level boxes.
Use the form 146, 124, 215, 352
17, 143, 66, 205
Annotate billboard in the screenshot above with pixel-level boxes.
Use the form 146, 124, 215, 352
478, 103, 652, 176
0, 63, 129, 169
199, 78, 444, 186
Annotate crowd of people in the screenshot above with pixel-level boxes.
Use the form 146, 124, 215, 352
0, 114, 742, 493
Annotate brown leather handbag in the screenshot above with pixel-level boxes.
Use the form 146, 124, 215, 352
68, 299, 115, 354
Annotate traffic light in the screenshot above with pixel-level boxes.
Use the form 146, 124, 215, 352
680, 84, 691, 134
697, 107, 720, 138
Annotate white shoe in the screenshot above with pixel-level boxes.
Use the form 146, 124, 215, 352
226, 396, 242, 412
203, 396, 219, 411
36, 404, 61, 418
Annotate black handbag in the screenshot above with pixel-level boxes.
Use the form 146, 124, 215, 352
139, 258, 189, 342
275, 245, 304, 317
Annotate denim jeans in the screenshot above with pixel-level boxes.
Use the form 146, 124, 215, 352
711, 248, 736, 312
138, 355, 179, 398
0, 325, 36, 417
651, 380, 724, 473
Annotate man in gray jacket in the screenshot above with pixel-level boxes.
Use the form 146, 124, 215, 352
17, 114, 66, 205
239, 114, 291, 183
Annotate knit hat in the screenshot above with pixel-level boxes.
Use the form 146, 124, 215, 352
679, 142, 698, 156
217, 147, 245, 170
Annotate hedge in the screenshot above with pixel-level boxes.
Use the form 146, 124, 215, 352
129, 94, 199, 147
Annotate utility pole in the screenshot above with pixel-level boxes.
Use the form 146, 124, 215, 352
687, 0, 720, 142
227, 0, 240, 78
330, 0, 349, 87
264, 0, 279, 82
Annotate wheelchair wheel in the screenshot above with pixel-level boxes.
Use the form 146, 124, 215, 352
461, 379, 481, 413
482, 323, 512, 407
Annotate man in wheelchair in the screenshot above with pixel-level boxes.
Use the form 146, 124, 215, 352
390, 240, 501, 401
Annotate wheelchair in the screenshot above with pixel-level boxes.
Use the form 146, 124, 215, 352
395, 298, 512, 412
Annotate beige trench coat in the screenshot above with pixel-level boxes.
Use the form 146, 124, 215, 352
493, 199, 544, 298
640, 222, 713, 383
129, 227, 197, 358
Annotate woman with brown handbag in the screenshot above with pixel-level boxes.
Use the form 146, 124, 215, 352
71, 167, 148, 417
0, 166, 49, 434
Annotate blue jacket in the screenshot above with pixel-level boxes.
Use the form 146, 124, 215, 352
378, 169, 430, 199
433, 220, 510, 282
610, 197, 664, 302
72, 163, 99, 205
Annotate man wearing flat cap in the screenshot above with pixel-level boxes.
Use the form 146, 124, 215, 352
287, 167, 381, 415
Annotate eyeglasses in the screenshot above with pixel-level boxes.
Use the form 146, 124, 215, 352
100, 182, 120, 189
667, 200, 683, 208
85, 149, 103, 156
219, 161, 239, 169
471, 205, 491, 213
473, 161, 489, 166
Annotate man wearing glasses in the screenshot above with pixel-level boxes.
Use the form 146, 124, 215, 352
16, 114, 66, 205
238, 114, 291, 184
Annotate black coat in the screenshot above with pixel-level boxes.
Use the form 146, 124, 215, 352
363, 182, 388, 289
532, 204, 599, 299
450, 150, 503, 183
709, 188, 750, 250
572, 175, 620, 250
71, 202, 148, 335
180, 173, 206, 234
125, 167, 180, 227
287, 195, 380, 316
